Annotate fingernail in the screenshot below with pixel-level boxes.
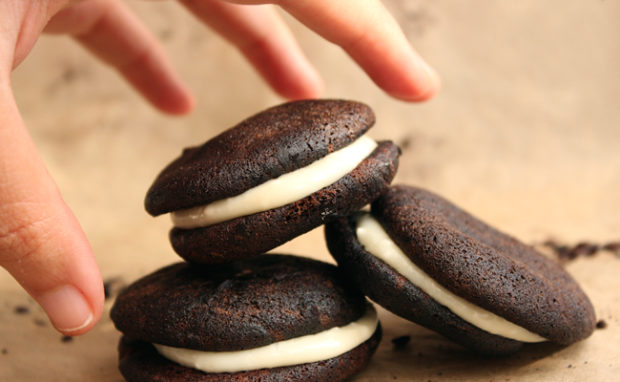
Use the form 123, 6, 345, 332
425, 62, 441, 86
38, 285, 93, 333
392, 56, 441, 102
410, 59, 441, 101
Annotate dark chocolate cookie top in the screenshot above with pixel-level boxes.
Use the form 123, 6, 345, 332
110, 254, 367, 351
145, 99, 374, 215
370, 185, 596, 344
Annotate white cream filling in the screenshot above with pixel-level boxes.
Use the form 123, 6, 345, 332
355, 213, 546, 343
171, 135, 378, 229
153, 304, 379, 373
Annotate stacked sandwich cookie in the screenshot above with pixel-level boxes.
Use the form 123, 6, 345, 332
111, 255, 382, 381
111, 99, 597, 381
111, 100, 397, 381
144, 99, 399, 264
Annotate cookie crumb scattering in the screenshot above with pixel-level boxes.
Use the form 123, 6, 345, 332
572, 243, 599, 256
1, 348, 7, 355
33, 318, 46, 327
542, 239, 620, 261
596, 320, 608, 329
391, 335, 411, 349
61, 335, 73, 343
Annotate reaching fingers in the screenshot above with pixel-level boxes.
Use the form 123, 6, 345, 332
45, 0, 194, 114
228, 0, 440, 101
179, 0, 322, 100
45, 0, 437, 104
0, 84, 104, 335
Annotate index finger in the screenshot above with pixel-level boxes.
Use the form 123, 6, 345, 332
231, 0, 440, 101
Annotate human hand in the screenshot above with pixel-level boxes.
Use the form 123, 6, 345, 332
0, 0, 439, 336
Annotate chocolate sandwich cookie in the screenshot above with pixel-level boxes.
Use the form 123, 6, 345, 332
111, 254, 381, 381
325, 185, 596, 355
145, 99, 399, 264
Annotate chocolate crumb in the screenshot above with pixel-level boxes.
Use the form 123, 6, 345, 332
1, 348, 7, 355
603, 242, 620, 253
542, 239, 620, 261
61, 335, 73, 343
399, 136, 414, 151
596, 320, 608, 329
567, 364, 572, 368
13, 305, 29, 315
542, 240, 572, 260
103, 277, 125, 300
572, 242, 599, 257
391, 335, 411, 348
33, 318, 46, 327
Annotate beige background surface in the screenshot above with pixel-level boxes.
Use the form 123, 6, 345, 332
1, 0, 619, 381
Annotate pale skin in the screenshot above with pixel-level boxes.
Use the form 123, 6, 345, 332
0, 0, 439, 336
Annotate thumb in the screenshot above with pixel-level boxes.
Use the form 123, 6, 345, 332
0, 82, 103, 335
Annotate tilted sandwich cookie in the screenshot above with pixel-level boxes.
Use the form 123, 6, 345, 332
110, 254, 381, 381
145, 99, 400, 264
325, 185, 596, 355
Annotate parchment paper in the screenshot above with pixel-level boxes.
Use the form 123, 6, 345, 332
1, 1, 618, 381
